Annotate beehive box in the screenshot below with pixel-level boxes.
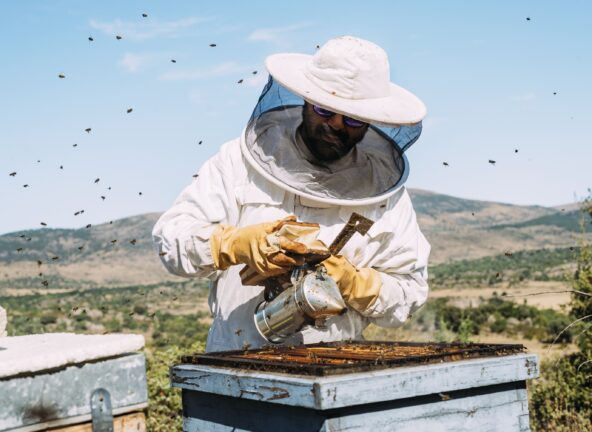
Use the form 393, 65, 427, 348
172, 341, 539, 432
0, 333, 148, 432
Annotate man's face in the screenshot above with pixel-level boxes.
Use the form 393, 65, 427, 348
299, 102, 369, 162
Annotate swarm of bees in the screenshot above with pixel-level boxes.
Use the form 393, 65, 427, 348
3, 9, 567, 349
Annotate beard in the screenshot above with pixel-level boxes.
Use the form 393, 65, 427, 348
307, 124, 355, 161
299, 117, 365, 163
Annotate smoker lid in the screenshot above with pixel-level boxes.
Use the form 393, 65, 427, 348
181, 341, 526, 376
0, 333, 145, 378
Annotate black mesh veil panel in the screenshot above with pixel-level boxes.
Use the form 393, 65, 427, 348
243, 76, 422, 201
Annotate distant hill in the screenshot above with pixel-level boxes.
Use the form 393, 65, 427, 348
491, 210, 586, 232
0, 213, 175, 290
410, 189, 554, 226
0, 189, 589, 293
408, 189, 588, 263
0, 214, 157, 264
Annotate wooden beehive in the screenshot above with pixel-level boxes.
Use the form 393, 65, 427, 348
0, 333, 148, 432
172, 341, 538, 431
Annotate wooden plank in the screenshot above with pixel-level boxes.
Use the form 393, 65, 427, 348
48, 412, 146, 432
182, 390, 325, 432
171, 354, 538, 410
180, 383, 530, 431
314, 353, 538, 409
172, 365, 315, 408
324, 386, 530, 431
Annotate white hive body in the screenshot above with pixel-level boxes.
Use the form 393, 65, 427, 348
0, 333, 148, 431
172, 341, 539, 431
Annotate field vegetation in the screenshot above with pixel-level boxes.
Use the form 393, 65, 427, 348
2, 197, 591, 430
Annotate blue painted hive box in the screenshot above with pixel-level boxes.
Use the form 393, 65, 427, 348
0, 333, 148, 431
171, 341, 539, 432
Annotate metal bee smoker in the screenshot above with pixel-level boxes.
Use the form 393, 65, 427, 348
253, 213, 375, 343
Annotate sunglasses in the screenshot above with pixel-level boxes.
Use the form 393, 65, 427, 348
311, 105, 368, 128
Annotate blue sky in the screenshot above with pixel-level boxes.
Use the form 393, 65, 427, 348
1, 1, 591, 234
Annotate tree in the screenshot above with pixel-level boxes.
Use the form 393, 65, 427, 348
530, 195, 592, 431
570, 196, 592, 354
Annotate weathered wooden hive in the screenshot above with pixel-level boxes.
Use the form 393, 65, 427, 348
172, 341, 539, 432
0, 333, 148, 431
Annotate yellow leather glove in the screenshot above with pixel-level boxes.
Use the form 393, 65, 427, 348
210, 216, 328, 280
321, 255, 382, 313
239, 221, 330, 286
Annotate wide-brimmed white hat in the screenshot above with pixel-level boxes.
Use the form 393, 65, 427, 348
265, 35, 426, 126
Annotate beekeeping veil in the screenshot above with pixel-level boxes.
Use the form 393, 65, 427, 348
240, 36, 427, 206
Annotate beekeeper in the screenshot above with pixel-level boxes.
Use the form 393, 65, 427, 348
153, 36, 431, 352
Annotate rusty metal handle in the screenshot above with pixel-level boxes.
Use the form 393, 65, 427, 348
328, 212, 375, 255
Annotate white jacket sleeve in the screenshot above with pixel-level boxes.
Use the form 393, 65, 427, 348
359, 188, 431, 327
152, 142, 240, 280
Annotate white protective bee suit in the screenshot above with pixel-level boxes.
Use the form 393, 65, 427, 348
152, 36, 431, 352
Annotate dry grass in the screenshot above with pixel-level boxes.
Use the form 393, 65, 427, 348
425, 225, 584, 264
431, 281, 572, 311
475, 332, 577, 363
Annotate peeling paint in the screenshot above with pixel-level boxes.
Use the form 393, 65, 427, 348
0, 353, 147, 431
524, 358, 538, 377
259, 385, 290, 400
238, 389, 264, 399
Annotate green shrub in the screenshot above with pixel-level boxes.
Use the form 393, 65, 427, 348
40, 314, 58, 325
457, 314, 474, 343
542, 314, 573, 344
151, 312, 209, 348
570, 236, 592, 354
531, 353, 592, 431
133, 304, 147, 315
434, 317, 454, 342
426, 295, 566, 342
490, 315, 507, 333
123, 315, 138, 330
431, 247, 581, 288
105, 317, 122, 332
73, 320, 87, 331
531, 195, 592, 431
146, 341, 205, 432
74, 312, 88, 322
